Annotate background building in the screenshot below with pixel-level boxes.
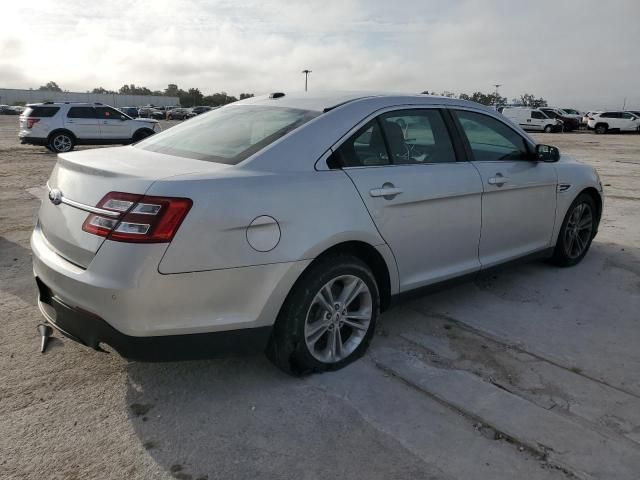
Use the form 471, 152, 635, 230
0, 88, 179, 107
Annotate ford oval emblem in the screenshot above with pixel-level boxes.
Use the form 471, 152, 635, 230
48, 188, 63, 205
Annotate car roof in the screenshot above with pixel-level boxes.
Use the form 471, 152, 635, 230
237, 91, 490, 113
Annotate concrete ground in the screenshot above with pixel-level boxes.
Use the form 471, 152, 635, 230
1, 117, 639, 479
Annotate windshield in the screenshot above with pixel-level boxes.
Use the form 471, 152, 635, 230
136, 105, 319, 164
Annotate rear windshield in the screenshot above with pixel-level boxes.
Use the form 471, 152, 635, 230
136, 105, 319, 165
23, 106, 60, 117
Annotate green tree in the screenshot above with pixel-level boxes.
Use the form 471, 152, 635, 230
459, 91, 506, 106
92, 87, 116, 94
119, 84, 152, 95
239, 93, 254, 100
39, 81, 62, 92
164, 84, 181, 97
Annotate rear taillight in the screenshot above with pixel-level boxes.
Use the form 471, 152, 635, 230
27, 118, 40, 128
82, 192, 192, 243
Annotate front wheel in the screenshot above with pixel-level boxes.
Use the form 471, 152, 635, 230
48, 132, 75, 153
551, 193, 597, 267
595, 124, 607, 134
267, 254, 379, 375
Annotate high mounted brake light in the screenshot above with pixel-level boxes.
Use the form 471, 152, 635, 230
82, 192, 192, 243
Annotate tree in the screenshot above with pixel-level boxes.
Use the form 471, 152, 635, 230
118, 84, 152, 95
519, 93, 548, 108
202, 91, 238, 107
38, 81, 62, 92
458, 91, 507, 106
239, 93, 254, 100
92, 87, 116, 94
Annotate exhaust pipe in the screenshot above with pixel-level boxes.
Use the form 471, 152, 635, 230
37, 323, 53, 353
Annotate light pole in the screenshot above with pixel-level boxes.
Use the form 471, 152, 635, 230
302, 69, 312, 92
493, 84, 502, 106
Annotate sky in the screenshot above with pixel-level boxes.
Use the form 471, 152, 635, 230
1, 0, 639, 110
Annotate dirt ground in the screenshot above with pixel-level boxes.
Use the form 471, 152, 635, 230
1, 117, 639, 479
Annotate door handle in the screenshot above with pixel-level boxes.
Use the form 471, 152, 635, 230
488, 173, 509, 186
370, 183, 403, 199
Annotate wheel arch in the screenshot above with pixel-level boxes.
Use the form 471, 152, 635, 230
579, 187, 603, 225
133, 127, 154, 141
47, 128, 76, 143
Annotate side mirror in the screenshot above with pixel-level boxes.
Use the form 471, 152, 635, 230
536, 144, 560, 162
120, 115, 127, 121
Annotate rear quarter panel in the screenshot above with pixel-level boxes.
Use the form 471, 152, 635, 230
150, 169, 387, 274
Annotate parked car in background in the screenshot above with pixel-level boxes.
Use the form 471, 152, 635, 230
540, 108, 579, 131
167, 108, 194, 120
501, 107, 562, 132
31, 92, 602, 373
19, 102, 162, 153
582, 111, 600, 126
0, 105, 21, 115
559, 108, 583, 121
138, 107, 165, 120
191, 106, 213, 115
117, 107, 139, 118
587, 111, 640, 134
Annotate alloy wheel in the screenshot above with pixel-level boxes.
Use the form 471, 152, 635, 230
563, 202, 593, 259
53, 135, 72, 152
304, 274, 372, 363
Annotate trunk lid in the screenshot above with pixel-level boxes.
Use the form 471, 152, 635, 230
39, 146, 228, 267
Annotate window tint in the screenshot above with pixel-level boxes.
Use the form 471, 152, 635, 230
96, 106, 126, 119
67, 107, 97, 118
531, 111, 546, 119
24, 106, 59, 118
620, 112, 634, 119
136, 105, 319, 165
453, 110, 529, 161
335, 120, 389, 167
380, 110, 456, 164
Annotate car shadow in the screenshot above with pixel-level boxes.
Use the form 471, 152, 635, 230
0, 236, 36, 306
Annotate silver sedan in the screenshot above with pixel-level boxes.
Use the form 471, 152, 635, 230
32, 92, 603, 374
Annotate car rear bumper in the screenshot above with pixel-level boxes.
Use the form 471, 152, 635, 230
36, 277, 272, 360
31, 224, 311, 353
20, 136, 48, 146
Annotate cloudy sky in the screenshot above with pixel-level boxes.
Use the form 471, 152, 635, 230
2, 0, 639, 109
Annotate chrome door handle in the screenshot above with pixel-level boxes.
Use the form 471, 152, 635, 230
370, 184, 403, 199
488, 174, 508, 186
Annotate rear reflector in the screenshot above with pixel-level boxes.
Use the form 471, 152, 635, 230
82, 192, 192, 243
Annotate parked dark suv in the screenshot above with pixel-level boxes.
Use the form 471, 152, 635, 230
540, 108, 579, 132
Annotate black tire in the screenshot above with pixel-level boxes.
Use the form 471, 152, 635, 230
48, 131, 75, 153
132, 129, 153, 142
544, 125, 553, 133
266, 254, 380, 375
594, 124, 607, 134
551, 193, 597, 267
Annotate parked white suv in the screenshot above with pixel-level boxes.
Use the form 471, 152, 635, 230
500, 107, 562, 133
19, 102, 162, 153
587, 111, 640, 134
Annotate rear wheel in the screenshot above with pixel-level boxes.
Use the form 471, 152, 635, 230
48, 132, 75, 153
267, 254, 379, 375
551, 193, 596, 267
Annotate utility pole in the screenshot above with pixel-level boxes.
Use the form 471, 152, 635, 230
302, 69, 312, 92
493, 84, 502, 106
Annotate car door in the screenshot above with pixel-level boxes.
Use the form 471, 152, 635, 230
334, 108, 483, 291
620, 112, 639, 131
65, 106, 100, 139
450, 109, 558, 268
530, 110, 547, 131
96, 106, 131, 140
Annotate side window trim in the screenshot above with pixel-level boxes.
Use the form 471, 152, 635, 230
447, 107, 534, 162
326, 106, 464, 170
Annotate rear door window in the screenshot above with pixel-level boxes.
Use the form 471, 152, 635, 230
24, 106, 60, 117
531, 111, 546, 119
67, 107, 97, 118
379, 109, 457, 164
